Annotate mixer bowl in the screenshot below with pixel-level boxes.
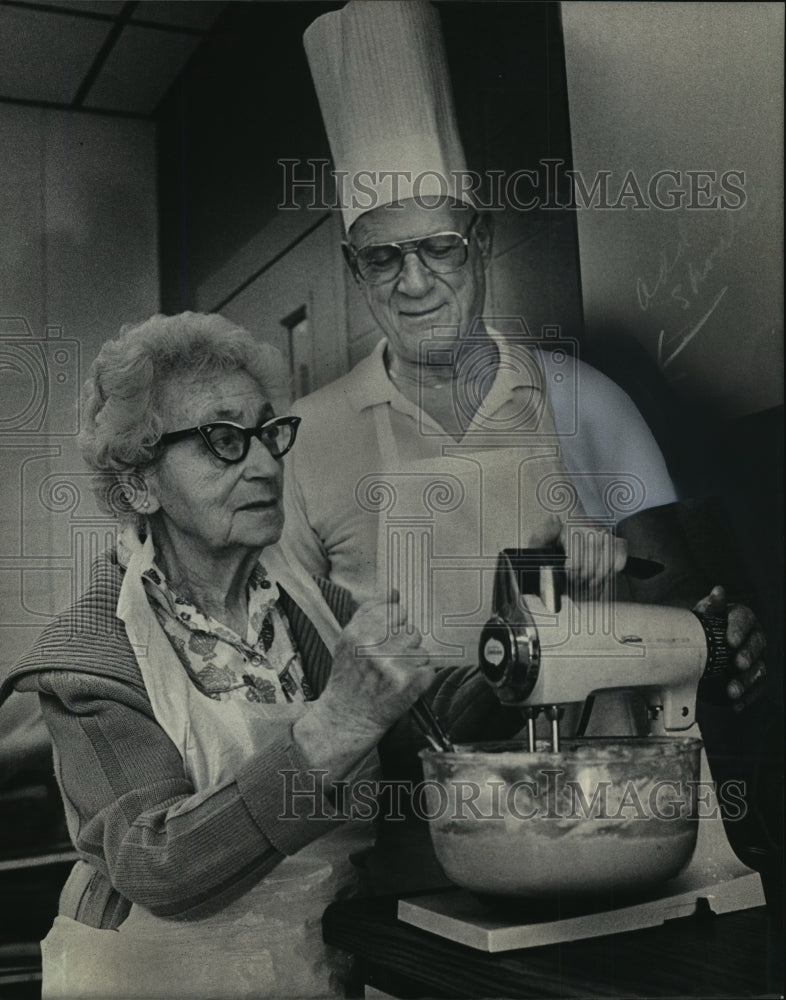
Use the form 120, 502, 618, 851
419, 737, 702, 898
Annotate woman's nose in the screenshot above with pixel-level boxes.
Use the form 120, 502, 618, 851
243, 435, 281, 476
396, 250, 434, 294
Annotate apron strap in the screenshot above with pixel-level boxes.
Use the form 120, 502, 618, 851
261, 545, 343, 655
373, 402, 401, 468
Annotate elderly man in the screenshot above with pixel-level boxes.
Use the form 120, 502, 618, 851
280, 1, 765, 715
275, 2, 772, 899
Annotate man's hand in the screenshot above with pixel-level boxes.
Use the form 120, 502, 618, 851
561, 521, 628, 593
525, 516, 627, 594
694, 585, 767, 711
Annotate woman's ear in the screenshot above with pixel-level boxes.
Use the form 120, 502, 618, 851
125, 472, 161, 516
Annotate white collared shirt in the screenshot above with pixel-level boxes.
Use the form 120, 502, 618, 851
282, 335, 677, 602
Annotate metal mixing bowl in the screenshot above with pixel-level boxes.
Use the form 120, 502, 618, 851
419, 736, 702, 898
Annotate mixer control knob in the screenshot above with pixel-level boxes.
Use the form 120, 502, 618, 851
693, 611, 732, 706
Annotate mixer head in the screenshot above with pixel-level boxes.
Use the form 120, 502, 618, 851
478, 548, 731, 747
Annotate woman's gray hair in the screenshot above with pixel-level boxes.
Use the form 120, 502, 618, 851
79, 312, 290, 518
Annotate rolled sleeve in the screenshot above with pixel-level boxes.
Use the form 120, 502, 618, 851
35, 670, 340, 921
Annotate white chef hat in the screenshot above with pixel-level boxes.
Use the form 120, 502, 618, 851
303, 0, 475, 232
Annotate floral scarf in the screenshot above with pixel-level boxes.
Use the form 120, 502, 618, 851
117, 527, 310, 705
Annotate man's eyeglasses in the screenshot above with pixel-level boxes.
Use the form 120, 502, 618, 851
157, 415, 301, 465
343, 216, 479, 286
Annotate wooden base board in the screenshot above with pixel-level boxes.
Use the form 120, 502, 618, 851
398, 866, 764, 953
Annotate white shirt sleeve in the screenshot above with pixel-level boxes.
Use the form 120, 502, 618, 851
548, 356, 678, 523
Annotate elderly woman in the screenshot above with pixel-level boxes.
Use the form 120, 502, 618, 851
1, 313, 515, 999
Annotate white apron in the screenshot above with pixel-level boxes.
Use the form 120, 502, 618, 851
369, 399, 564, 664
41, 542, 378, 1000
367, 366, 641, 737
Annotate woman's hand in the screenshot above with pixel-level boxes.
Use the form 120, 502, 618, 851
324, 592, 433, 735
694, 585, 767, 711
294, 592, 433, 776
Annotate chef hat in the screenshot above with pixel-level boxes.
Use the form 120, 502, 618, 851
303, 0, 475, 232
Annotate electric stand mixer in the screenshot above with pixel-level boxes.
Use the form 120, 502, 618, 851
404, 548, 766, 950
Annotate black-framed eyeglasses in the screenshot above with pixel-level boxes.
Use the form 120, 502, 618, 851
157, 415, 301, 464
343, 215, 479, 286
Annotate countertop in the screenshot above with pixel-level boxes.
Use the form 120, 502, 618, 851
322, 895, 783, 999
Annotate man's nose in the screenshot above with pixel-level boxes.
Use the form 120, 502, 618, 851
396, 249, 434, 294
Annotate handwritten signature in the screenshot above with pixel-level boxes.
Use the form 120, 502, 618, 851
635, 219, 693, 311
635, 211, 737, 372
636, 212, 736, 313
657, 286, 728, 370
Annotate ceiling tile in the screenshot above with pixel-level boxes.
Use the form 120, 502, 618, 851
132, 1, 226, 31
0, 6, 112, 104
82, 24, 201, 114
21, 1, 126, 15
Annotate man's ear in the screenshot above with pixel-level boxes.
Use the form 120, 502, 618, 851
474, 212, 494, 266
341, 241, 363, 285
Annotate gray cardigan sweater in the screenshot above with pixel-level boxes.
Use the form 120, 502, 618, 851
1, 550, 517, 928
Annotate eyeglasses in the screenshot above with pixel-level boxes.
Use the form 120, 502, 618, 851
157, 415, 301, 464
344, 216, 479, 286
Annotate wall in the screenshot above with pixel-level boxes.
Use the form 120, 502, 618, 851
197, 207, 349, 392
562, 2, 783, 421
560, 3, 783, 662
0, 105, 158, 687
